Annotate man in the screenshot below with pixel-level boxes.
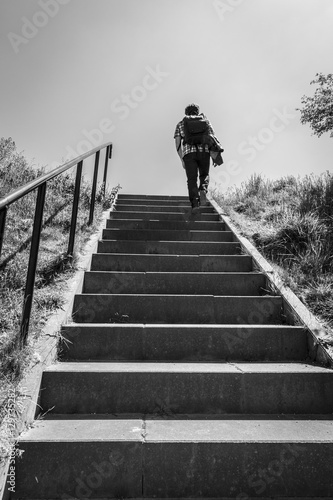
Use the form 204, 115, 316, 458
174, 103, 215, 213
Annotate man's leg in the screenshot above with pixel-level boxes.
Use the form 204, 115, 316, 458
183, 153, 199, 208
198, 152, 210, 205
198, 152, 210, 192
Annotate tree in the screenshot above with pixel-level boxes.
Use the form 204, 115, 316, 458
0, 137, 16, 164
298, 73, 333, 138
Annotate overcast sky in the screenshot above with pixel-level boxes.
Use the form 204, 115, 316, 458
1, 0, 332, 196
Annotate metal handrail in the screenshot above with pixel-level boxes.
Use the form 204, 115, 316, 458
0, 141, 113, 346
0, 143, 112, 210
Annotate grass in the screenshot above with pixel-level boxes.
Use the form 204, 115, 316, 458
0, 137, 118, 463
210, 171, 333, 349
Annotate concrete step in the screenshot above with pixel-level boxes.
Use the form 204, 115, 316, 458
97, 240, 242, 255
60, 324, 308, 362
102, 229, 233, 241
15, 191, 333, 499
110, 210, 220, 221
105, 218, 225, 231
38, 362, 333, 415
116, 199, 192, 206
72, 294, 284, 324
113, 204, 214, 213
117, 194, 189, 200
90, 253, 253, 272
82, 272, 268, 296
16, 417, 333, 498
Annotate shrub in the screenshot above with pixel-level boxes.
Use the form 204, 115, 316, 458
0, 137, 117, 381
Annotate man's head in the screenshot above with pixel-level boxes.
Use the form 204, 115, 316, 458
185, 103, 200, 116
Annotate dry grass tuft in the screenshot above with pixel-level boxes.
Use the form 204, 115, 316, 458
210, 171, 333, 345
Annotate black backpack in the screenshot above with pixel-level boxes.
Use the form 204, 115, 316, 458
183, 115, 210, 145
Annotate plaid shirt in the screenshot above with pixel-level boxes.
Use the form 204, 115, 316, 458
174, 115, 215, 158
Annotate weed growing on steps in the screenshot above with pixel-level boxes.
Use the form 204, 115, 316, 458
210, 171, 333, 349
0, 138, 116, 445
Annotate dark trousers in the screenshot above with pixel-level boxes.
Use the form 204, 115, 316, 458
183, 152, 210, 205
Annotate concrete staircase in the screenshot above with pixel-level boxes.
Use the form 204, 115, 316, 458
16, 194, 333, 499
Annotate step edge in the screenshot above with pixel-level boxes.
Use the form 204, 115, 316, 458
208, 197, 333, 368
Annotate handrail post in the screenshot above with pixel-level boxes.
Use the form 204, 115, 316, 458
0, 142, 112, 347
0, 206, 8, 262
102, 145, 110, 197
67, 160, 83, 258
88, 151, 100, 226
20, 183, 46, 346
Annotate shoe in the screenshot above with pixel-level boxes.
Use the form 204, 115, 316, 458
200, 190, 208, 206
191, 199, 200, 214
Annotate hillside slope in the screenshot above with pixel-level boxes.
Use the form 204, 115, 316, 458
211, 172, 333, 352
0, 137, 115, 462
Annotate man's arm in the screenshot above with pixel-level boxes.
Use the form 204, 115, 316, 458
174, 136, 185, 169
174, 122, 186, 169
175, 136, 182, 158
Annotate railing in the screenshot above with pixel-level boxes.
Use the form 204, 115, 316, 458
0, 142, 113, 346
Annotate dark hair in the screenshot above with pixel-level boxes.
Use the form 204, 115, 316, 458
185, 103, 200, 116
